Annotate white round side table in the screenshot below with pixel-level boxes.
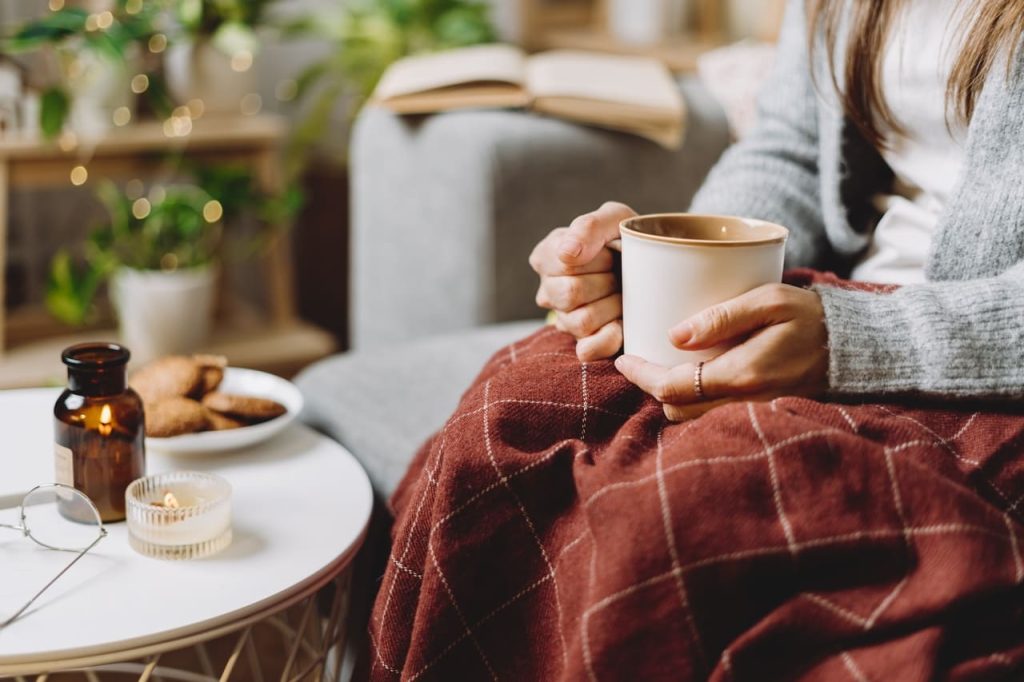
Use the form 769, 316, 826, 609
0, 388, 373, 681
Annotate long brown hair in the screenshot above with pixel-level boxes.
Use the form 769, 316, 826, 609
807, 0, 1024, 148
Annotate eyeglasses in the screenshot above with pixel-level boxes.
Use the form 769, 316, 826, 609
0, 483, 108, 628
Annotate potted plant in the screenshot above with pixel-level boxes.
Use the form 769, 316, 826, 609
47, 181, 223, 364
2, 0, 167, 138
163, 0, 273, 116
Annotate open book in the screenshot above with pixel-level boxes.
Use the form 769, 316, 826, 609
373, 44, 686, 149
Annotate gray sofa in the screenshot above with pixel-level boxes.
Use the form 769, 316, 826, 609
296, 77, 731, 499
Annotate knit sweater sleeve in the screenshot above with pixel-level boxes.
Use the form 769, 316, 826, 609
688, 0, 829, 268
813, 261, 1024, 397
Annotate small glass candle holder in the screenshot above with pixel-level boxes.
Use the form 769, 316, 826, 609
126, 471, 232, 560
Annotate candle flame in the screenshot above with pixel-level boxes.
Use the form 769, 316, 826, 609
98, 404, 113, 436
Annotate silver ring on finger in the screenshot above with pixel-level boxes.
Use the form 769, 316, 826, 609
693, 361, 706, 401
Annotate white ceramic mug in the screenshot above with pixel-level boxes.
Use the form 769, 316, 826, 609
618, 213, 788, 367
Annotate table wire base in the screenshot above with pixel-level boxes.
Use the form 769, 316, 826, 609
7, 567, 353, 682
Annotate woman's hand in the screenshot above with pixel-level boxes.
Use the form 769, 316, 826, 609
530, 202, 637, 361
614, 284, 829, 421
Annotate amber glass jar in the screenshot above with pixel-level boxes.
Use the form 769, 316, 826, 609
54, 343, 145, 522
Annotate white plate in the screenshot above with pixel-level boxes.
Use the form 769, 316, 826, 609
145, 368, 303, 455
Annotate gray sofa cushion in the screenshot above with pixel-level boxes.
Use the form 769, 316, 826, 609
296, 321, 543, 498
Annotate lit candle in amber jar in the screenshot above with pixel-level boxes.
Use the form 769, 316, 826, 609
98, 405, 113, 437
54, 343, 145, 523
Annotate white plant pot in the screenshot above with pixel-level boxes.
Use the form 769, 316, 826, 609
60, 46, 135, 138
165, 40, 257, 116
609, 0, 689, 45
111, 266, 217, 366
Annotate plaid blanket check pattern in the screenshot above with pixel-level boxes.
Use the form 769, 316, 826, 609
366, 274, 1024, 682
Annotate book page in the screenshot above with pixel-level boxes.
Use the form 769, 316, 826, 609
377, 86, 532, 114
525, 50, 683, 116
529, 97, 685, 148
374, 44, 527, 101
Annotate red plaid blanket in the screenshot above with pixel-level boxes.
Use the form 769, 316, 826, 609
367, 273, 1024, 681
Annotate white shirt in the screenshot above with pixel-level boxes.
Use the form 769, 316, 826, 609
850, 0, 968, 285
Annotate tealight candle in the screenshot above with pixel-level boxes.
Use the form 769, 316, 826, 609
126, 472, 232, 560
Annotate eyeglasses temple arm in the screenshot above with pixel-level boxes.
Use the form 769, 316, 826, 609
0, 532, 105, 629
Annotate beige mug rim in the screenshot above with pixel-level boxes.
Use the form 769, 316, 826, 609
620, 213, 789, 248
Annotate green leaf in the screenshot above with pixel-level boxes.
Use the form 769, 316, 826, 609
95, 179, 132, 238
46, 249, 102, 326
141, 73, 174, 119
179, 0, 203, 30
212, 21, 259, 55
291, 61, 332, 100
286, 78, 347, 173
434, 6, 496, 46
276, 16, 323, 39
260, 185, 305, 224
83, 31, 125, 62
39, 88, 70, 139
4, 8, 88, 52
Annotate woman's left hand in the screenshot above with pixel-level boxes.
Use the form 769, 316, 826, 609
614, 284, 830, 421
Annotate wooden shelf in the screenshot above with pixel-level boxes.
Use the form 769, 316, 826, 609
0, 314, 336, 389
0, 115, 288, 161
0, 113, 320, 384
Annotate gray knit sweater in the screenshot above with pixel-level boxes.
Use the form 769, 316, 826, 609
689, 0, 1024, 399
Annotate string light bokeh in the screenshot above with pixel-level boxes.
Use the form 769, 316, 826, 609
40, 0, 287, 193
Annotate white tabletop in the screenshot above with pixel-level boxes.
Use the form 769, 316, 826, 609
0, 388, 373, 672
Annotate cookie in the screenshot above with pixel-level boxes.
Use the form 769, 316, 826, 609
193, 354, 227, 369
202, 366, 224, 393
199, 366, 224, 394
201, 392, 287, 423
146, 397, 208, 437
204, 407, 246, 431
193, 354, 227, 394
129, 356, 204, 404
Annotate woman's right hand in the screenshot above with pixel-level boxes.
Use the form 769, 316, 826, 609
529, 201, 636, 361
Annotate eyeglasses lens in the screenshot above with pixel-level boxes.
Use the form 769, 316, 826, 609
22, 486, 102, 552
